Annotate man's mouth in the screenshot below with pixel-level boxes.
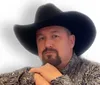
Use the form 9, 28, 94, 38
44, 51, 55, 54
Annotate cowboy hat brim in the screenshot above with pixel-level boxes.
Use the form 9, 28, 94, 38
14, 11, 96, 56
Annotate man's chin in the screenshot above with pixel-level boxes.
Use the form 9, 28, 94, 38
48, 62, 59, 67
44, 59, 61, 67
42, 54, 61, 66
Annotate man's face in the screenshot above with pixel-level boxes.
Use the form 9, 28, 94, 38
36, 26, 75, 68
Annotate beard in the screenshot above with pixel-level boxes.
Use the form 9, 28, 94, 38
42, 48, 61, 67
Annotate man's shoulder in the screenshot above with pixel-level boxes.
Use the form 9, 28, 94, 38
81, 58, 100, 68
80, 57, 100, 75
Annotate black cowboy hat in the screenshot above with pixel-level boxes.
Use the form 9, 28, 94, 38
14, 3, 96, 56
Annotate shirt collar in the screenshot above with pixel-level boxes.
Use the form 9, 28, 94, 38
60, 53, 82, 75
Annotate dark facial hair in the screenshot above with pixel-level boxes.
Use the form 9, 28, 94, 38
42, 48, 61, 67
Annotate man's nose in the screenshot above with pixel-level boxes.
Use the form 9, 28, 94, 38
45, 39, 53, 48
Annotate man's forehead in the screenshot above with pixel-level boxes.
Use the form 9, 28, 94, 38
36, 25, 67, 34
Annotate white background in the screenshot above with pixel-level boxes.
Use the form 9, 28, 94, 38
0, 0, 100, 73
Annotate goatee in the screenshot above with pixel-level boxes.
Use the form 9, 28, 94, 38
42, 48, 61, 67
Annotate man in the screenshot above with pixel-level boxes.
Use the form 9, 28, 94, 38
0, 3, 100, 85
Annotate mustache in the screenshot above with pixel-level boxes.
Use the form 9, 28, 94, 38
42, 48, 57, 54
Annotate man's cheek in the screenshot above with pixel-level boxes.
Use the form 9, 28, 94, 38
38, 53, 43, 60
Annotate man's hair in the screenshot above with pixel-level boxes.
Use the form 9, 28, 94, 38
63, 27, 72, 36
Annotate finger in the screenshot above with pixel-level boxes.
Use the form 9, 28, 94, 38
29, 68, 41, 73
43, 63, 56, 68
34, 73, 50, 85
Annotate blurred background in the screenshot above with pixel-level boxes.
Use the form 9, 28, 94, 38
0, 0, 100, 73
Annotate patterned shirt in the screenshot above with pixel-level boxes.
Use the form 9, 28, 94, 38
0, 54, 100, 85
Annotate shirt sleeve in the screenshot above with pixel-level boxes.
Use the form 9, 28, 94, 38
0, 67, 35, 85
50, 75, 74, 85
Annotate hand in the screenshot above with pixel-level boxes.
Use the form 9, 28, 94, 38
29, 63, 62, 82
34, 73, 50, 85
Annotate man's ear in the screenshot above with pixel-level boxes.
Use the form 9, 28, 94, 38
69, 35, 75, 48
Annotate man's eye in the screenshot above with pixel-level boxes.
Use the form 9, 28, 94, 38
38, 37, 45, 41
52, 35, 59, 38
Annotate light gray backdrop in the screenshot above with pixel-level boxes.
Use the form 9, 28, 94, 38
0, 0, 100, 73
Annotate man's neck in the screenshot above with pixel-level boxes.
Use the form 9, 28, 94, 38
56, 53, 74, 70
58, 53, 82, 75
